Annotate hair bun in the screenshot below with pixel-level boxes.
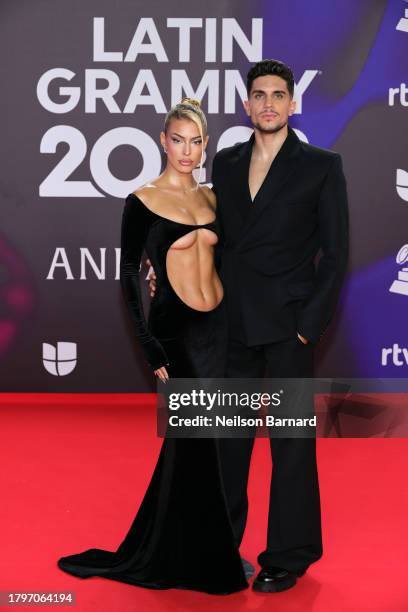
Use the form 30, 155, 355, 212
180, 97, 201, 108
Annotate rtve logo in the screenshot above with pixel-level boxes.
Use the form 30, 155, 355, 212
388, 83, 408, 106
43, 341, 77, 375
381, 344, 408, 367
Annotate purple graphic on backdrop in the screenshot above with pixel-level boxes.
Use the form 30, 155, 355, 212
0, 238, 36, 358
257, 0, 407, 378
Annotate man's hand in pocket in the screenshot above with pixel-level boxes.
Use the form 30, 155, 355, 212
297, 332, 309, 345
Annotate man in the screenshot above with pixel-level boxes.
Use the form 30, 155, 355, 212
211, 58, 348, 593
149, 58, 349, 593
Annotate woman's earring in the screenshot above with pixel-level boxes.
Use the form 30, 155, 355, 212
163, 147, 167, 153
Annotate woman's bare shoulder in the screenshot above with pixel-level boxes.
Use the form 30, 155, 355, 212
131, 182, 161, 209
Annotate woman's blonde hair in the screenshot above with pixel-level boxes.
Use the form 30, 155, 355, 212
164, 97, 207, 187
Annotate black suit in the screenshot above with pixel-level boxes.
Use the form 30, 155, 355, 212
212, 125, 348, 346
212, 126, 349, 574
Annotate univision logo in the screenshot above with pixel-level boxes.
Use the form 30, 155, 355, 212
43, 342, 77, 375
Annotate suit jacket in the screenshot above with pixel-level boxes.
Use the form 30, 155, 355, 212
211, 125, 349, 346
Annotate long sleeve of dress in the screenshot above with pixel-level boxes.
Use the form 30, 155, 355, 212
119, 195, 170, 370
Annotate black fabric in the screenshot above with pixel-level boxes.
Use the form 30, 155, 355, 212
217, 335, 322, 576
119, 193, 223, 369
57, 194, 248, 595
212, 126, 349, 346
210, 129, 342, 577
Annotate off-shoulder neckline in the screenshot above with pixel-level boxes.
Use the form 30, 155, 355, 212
127, 192, 217, 228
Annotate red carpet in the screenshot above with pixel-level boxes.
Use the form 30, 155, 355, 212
1, 393, 407, 612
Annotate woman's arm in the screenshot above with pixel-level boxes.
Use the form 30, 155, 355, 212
120, 195, 169, 370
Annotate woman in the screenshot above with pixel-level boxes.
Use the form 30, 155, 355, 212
57, 98, 248, 595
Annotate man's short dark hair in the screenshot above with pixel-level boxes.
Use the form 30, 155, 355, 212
246, 59, 295, 97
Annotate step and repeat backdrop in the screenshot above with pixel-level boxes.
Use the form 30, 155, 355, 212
1, 0, 407, 391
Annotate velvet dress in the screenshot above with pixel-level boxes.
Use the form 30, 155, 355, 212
56, 193, 248, 595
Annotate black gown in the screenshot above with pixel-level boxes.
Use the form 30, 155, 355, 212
57, 193, 248, 595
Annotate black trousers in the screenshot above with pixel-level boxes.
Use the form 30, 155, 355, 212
217, 335, 323, 575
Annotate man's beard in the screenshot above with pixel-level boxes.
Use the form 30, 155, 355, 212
253, 119, 287, 134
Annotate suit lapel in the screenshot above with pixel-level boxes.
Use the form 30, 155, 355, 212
229, 133, 254, 222
240, 126, 302, 234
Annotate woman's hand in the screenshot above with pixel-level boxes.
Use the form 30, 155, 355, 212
145, 258, 157, 297
154, 366, 169, 383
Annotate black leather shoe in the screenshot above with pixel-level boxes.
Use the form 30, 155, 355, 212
252, 566, 297, 593
241, 557, 255, 579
